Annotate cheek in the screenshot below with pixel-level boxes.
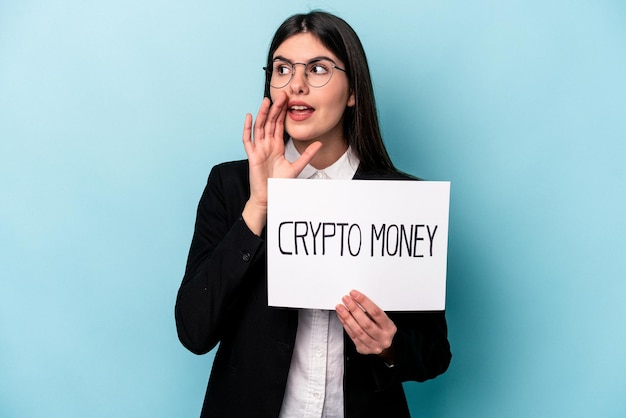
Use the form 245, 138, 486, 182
327, 95, 350, 121
330, 88, 353, 113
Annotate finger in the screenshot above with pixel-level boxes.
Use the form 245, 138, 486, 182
348, 290, 390, 325
274, 98, 287, 139
349, 290, 397, 349
242, 113, 254, 156
336, 303, 354, 324
341, 294, 380, 338
290, 141, 323, 175
253, 97, 271, 141
336, 304, 376, 352
265, 92, 288, 139
335, 304, 363, 339
340, 296, 383, 350
271, 90, 288, 110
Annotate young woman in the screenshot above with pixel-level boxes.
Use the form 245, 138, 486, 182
175, 11, 451, 417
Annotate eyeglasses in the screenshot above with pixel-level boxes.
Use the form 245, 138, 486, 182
264, 58, 346, 89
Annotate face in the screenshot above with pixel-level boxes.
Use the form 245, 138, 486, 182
270, 32, 355, 149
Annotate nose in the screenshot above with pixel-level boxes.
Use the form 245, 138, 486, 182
289, 63, 309, 94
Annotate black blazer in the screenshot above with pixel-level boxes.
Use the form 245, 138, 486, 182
175, 160, 451, 418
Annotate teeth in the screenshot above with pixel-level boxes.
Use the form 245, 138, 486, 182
290, 105, 309, 110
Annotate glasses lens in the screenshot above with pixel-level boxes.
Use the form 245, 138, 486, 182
306, 60, 333, 88
270, 60, 292, 88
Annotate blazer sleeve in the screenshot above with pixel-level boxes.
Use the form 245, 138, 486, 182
374, 311, 451, 387
175, 162, 264, 355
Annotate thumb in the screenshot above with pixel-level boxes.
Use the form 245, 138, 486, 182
290, 141, 323, 175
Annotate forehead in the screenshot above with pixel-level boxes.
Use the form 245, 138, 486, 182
273, 32, 341, 63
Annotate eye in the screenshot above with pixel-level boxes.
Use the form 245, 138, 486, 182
274, 62, 292, 76
308, 61, 330, 75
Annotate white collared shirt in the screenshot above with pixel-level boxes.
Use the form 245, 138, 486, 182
278, 138, 359, 418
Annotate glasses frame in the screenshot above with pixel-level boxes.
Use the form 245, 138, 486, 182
264, 58, 347, 89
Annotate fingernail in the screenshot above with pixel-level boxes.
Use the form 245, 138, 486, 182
350, 290, 359, 299
336, 304, 345, 314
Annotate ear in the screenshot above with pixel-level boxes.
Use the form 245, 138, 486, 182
347, 90, 356, 107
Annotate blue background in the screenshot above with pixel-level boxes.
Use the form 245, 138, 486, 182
1, 1, 625, 417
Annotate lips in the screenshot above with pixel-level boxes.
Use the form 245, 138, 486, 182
287, 101, 314, 121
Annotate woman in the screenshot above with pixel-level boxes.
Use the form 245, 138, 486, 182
175, 11, 451, 417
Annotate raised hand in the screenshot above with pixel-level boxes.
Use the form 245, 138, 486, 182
336, 290, 398, 364
241, 92, 322, 235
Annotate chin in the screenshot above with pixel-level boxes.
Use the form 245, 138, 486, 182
286, 130, 316, 143
290, 136, 312, 142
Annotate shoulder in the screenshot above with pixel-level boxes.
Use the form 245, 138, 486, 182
210, 159, 249, 176
206, 159, 249, 185
197, 160, 251, 217
199, 160, 251, 206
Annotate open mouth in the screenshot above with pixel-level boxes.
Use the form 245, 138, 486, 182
288, 104, 315, 121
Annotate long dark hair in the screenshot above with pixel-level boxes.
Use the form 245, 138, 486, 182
264, 11, 396, 173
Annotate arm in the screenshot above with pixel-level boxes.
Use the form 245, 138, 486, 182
175, 163, 264, 355
175, 93, 322, 355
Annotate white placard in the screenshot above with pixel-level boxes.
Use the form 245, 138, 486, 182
267, 179, 450, 311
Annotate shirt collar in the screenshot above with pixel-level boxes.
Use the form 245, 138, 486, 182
284, 138, 360, 180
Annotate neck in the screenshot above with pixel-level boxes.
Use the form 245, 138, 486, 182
293, 137, 348, 170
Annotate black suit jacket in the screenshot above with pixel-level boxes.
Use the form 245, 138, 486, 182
175, 160, 451, 417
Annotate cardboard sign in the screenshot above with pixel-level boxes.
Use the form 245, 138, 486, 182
267, 179, 450, 311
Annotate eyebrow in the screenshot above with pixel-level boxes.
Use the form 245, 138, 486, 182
272, 55, 338, 64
